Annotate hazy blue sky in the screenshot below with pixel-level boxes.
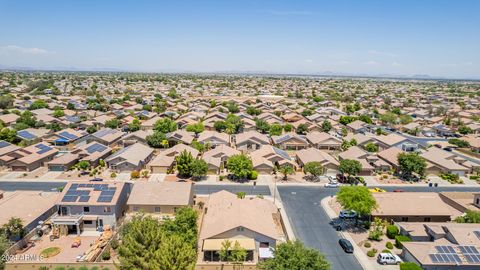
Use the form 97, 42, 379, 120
0, 0, 479, 78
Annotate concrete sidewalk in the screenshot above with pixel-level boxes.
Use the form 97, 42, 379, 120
320, 197, 399, 270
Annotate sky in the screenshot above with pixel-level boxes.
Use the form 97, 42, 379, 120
0, 0, 479, 79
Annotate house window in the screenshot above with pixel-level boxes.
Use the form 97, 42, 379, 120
83, 207, 90, 213
84, 220, 93, 225
155, 207, 161, 213
424, 217, 431, 222
104, 206, 111, 213
401, 217, 409, 222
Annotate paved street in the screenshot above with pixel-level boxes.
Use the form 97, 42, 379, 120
0, 181, 67, 191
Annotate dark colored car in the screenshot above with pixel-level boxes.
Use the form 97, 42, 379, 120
89, 178, 104, 182
339, 239, 354, 253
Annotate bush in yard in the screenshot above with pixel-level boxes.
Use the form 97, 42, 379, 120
367, 249, 377, 257
249, 170, 258, 180
110, 172, 117, 178
110, 239, 119, 250
386, 241, 394, 249
102, 250, 111, 260
381, 249, 391, 253
400, 262, 423, 270
363, 242, 371, 248
130, 170, 140, 179
386, 225, 399, 239
395, 235, 412, 248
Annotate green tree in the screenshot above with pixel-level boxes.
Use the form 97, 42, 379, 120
146, 131, 167, 148
219, 239, 232, 261
255, 119, 270, 134
191, 159, 208, 180
296, 124, 308, 135
186, 122, 204, 134
154, 118, 177, 133
0, 232, 10, 270
258, 240, 330, 270
230, 240, 247, 263
303, 162, 324, 180
397, 152, 426, 180
128, 118, 141, 132
364, 142, 378, 152
0, 95, 14, 109
336, 186, 377, 216
278, 165, 294, 180
321, 120, 332, 132
458, 125, 473, 135
2, 217, 26, 240
225, 114, 244, 134
29, 99, 48, 110
214, 121, 227, 132
283, 123, 293, 132
246, 106, 261, 116
0, 128, 17, 143
76, 160, 90, 170
86, 126, 97, 134
227, 154, 253, 179
53, 109, 65, 118
105, 118, 120, 129
339, 159, 362, 178
379, 112, 397, 126
176, 150, 195, 178
269, 124, 283, 136
448, 138, 470, 148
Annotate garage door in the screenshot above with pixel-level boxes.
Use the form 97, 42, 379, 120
11, 166, 27, 171
49, 165, 65, 172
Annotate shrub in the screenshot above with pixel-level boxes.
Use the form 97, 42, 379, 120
395, 235, 412, 248
400, 262, 423, 270
381, 249, 391, 253
469, 175, 479, 180
219, 175, 225, 181
102, 250, 111, 260
364, 242, 371, 248
54, 267, 65, 270
130, 170, 140, 179
386, 241, 394, 249
110, 172, 117, 178
249, 170, 258, 180
367, 249, 377, 257
386, 225, 399, 239
110, 239, 119, 250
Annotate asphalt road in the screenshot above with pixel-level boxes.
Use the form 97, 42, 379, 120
277, 185, 480, 270
0, 181, 67, 191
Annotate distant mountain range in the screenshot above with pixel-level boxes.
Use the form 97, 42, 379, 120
0, 64, 478, 81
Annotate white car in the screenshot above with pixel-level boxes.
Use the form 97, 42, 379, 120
339, 210, 357, 219
324, 181, 340, 188
377, 253, 402, 265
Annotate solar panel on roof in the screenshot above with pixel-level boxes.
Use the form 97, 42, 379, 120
460, 246, 480, 254
59, 131, 78, 140
86, 143, 108, 153
465, 254, 480, 263
18, 130, 36, 140
474, 231, 480, 240
78, 196, 90, 202
97, 196, 113, 203
35, 144, 53, 154
0, 141, 10, 148
436, 246, 456, 254
62, 195, 78, 202
101, 190, 115, 196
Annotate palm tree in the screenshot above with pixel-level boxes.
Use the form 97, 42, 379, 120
278, 165, 294, 181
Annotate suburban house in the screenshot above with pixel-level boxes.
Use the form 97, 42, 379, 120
148, 143, 200, 173
399, 222, 480, 270
3, 142, 59, 171
197, 131, 230, 148
197, 191, 286, 267
45, 128, 88, 148
377, 146, 403, 170
87, 128, 125, 146
16, 128, 50, 145
0, 190, 60, 233
127, 182, 194, 216
235, 131, 270, 153
47, 153, 80, 171
373, 133, 419, 152
51, 182, 129, 234
295, 147, 340, 173
271, 133, 309, 150
371, 192, 461, 222
251, 145, 297, 172
0, 141, 20, 166
421, 147, 470, 176
120, 129, 153, 147
338, 146, 375, 175
305, 131, 342, 151
166, 130, 195, 146
203, 144, 240, 169
105, 143, 154, 172
438, 192, 480, 213
347, 120, 368, 133
140, 116, 161, 130
74, 142, 112, 166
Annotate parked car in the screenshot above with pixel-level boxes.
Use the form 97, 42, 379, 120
338, 239, 354, 253
339, 210, 357, 219
377, 253, 402, 265
369, 187, 386, 193
330, 219, 343, 231
393, 189, 404, 192
444, 147, 453, 152
89, 178, 103, 182
324, 181, 340, 188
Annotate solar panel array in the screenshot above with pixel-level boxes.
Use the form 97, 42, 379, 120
59, 131, 78, 141
474, 231, 480, 240
18, 130, 36, 140
436, 246, 456, 254
0, 141, 10, 148
465, 254, 480, 264
35, 144, 53, 154
85, 143, 108, 154
429, 253, 462, 264
61, 183, 115, 203
94, 128, 116, 138
459, 246, 479, 255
